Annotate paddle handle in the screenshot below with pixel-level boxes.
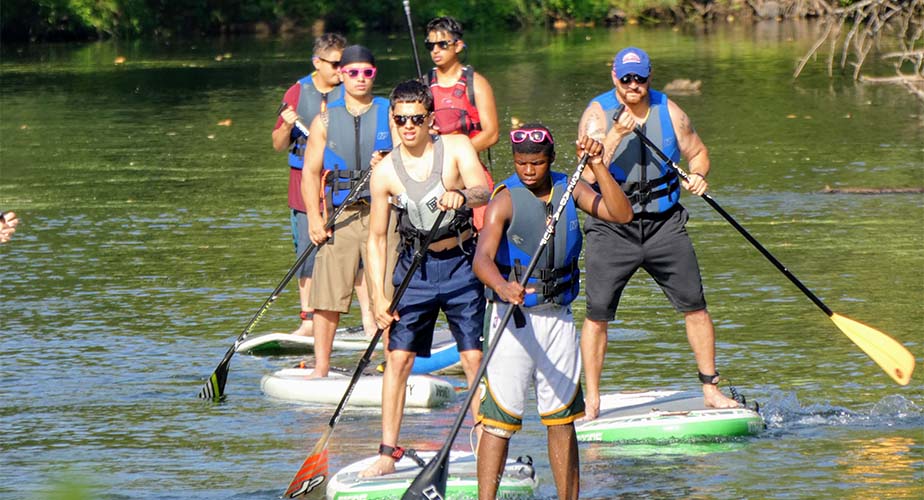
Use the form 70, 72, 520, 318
402, 0, 424, 80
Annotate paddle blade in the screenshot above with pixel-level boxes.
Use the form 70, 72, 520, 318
830, 313, 915, 385
285, 435, 331, 498
197, 364, 227, 401
401, 454, 448, 500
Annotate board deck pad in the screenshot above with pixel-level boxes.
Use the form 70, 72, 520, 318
576, 390, 764, 443
327, 450, 537, 499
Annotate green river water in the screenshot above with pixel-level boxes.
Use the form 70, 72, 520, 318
1, 20, 922, 499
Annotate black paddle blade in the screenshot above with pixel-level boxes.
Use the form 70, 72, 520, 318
197, 364, 227, 401
401, 455, 448, 500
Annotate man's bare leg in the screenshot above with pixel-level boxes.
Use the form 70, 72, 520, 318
477, 431, 510, 500
309, 310, 339, 379
547, 423, 579, 500
353, 272, 377, 337
684, 309, 738, 408
579, 319, 608, 420
360, 349, 415, 477
291, 276, 314, 336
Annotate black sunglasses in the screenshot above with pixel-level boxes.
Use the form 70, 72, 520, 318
424, 40, 456, 51
619, 74, 648, 85
316, 56, 340, 69
393, 114, 428, 126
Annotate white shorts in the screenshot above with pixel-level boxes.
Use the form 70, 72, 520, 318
478, 302, 585, 433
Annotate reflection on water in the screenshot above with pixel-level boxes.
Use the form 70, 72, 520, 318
1, 21, 922, 500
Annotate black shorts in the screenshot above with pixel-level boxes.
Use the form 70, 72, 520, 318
583, 205, 706, 321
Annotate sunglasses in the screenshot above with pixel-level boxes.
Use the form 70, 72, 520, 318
316, 56, 340, 69
424, 40, 456, 51
619, 74, 648, 85
341, 67, 377, 79
510, 129, 554, 144
393, 114, 428, 126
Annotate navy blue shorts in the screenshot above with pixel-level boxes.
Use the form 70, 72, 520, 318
290, 209, 316, 279
389, 239, 485, 356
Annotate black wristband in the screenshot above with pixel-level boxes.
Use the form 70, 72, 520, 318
379, 443, 405, 460
698, 371, 720, 385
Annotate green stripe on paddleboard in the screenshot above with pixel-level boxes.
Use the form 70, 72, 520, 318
576, 411, 764, 443
331, 482, 535, 499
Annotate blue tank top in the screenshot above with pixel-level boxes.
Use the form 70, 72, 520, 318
322, 96, 392, 206
589, 89, 681, 214
288, 75, 344, 169
491, 172, 582, 307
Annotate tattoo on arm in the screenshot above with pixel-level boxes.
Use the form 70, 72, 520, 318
461, 187, 490, 207
590, 195, 602, 218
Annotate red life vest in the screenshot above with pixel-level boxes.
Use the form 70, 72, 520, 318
426, 65, 481, 138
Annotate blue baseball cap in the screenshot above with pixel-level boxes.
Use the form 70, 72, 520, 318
612, 47, 651, 78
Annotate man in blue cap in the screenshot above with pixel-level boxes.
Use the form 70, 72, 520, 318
577, 46, 739, 419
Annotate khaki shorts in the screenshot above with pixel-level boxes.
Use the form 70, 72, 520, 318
309, 204, 399, 313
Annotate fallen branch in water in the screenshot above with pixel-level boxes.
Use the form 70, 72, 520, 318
821, 185, 924, 194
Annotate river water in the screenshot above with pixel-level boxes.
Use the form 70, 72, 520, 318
1, 21, 922, 499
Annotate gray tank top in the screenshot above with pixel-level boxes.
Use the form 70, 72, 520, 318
392, 136, 455, 232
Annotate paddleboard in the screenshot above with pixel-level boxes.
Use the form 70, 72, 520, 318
575, 390, 764, 443
261, 368, 455, 408
327, 450, 537, 500
236, 326, 370, 356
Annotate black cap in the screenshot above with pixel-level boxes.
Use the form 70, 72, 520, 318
340, 45, 375, 67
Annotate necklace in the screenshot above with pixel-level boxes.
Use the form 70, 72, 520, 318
346, 101, 372, 116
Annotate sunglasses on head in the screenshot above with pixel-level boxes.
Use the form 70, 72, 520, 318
316, 56, 340, 69
424, 40, 456, 51
510, 129, 553, 144
619, 74, 648, 85
341, 67, 377, 79
393, 114, 428, 126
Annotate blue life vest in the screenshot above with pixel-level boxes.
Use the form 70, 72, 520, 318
322, 96, 392, 206
288, 75, 344, 169
589, 89, 681, 214
491, 172, 582, 307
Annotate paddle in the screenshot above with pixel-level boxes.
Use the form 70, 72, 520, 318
402, 0, 424, 80
627, 123, 915, 386
284, 209, 449, 498
401, 153, 592, 500
197, 167, 374, 401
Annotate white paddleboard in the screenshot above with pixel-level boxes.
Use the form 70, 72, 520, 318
261, 368, 456, 408
327, 450, 537, 499
576, 389, 764, 443
236, 326, 371, 355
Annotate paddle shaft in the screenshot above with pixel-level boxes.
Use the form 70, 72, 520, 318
198, 168, 373, 400
402, 155, 591, 500
630, 128, 833, 316
402, 0, 424, 80
285, 209, 448, 498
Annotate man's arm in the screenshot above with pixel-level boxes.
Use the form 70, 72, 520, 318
366, 157, 398, 329
574, 137, 632, 224
472, 191, 524, 304
301, 114, 329, 244
272, 85, 301, 151
669, 99, 710, 196
442, 136, 490, 209
577, 102, 607, 184
470, 72, 499, 153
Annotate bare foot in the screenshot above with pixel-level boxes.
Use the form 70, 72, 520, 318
291, 320, 314, 337
358, 455, 396, 478
703, 385, 740, 408
304, 369, 328, 380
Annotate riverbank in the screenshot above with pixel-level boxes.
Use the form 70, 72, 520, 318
0, 0, 895, 42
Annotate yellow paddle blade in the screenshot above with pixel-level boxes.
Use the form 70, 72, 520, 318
830, 313, 916, 385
